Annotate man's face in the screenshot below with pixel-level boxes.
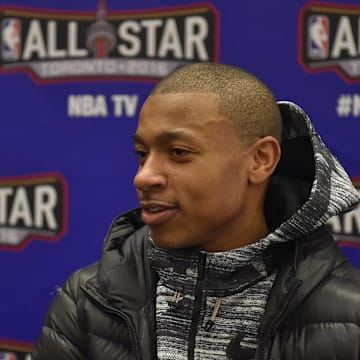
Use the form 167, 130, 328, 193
133, 93, 256, 252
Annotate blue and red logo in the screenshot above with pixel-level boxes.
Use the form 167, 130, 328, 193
0, 351, 17, 360
1, 18, 21, 61
308, 15, 329, 59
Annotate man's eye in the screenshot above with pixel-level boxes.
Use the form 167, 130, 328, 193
134, 149, 147, 160
171, 148, 189, 156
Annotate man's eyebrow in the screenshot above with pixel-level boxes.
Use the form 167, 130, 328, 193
133, 130, 195, 144
133, 133, 145, 145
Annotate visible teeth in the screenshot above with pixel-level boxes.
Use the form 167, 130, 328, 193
148, 206, 165, 213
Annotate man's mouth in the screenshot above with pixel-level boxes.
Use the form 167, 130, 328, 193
146, 206, 168, 213
140, 201, 178, 225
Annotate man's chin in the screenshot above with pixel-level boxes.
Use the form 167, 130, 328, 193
150, 234, 193, 251
152, 239, 183, 250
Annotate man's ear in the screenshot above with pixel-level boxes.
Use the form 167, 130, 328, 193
248, 136, 281, 185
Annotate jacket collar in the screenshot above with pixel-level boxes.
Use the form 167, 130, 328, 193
89, 208, 156, 311
83, 209, 157, 360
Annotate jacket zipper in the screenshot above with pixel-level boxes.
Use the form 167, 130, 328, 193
255, 279, 303, 360
81, 286, 141, 360
188, 252, 207, 360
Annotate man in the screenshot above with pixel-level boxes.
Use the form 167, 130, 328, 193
32, 63, 360, 360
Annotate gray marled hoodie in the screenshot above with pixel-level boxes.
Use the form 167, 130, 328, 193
147, 101, 360, 360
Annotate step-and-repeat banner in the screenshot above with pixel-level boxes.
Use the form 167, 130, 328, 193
1, 0, 360, 357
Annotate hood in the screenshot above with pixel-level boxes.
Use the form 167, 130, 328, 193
265, 101, 360, 243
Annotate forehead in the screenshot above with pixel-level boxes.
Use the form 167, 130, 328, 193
137, 93, 226, 133
140, 92, 219, 118
135, 93, 245, 149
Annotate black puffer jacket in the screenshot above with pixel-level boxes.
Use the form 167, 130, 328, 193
32, 213, 360, 360
32, 102, 360, 359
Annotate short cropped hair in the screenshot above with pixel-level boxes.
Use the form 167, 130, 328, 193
151, 63, 282, 143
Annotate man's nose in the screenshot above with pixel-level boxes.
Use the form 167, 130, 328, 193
133, 155, 166, 191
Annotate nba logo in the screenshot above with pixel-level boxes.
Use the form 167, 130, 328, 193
1, 18, 21, 61
0, 351, 17, 360
308, 15, 329, 59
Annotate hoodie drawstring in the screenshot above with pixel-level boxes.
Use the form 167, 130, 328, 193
170, 290, 182, 310
170, 291, 222, 331
204, 297, 222, 331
